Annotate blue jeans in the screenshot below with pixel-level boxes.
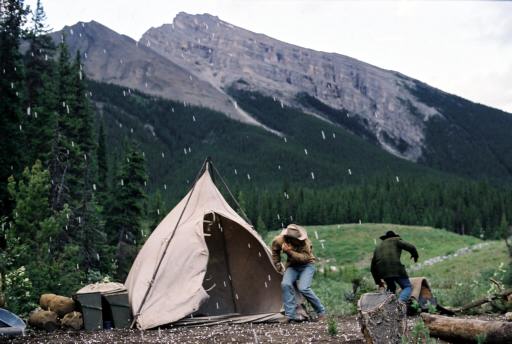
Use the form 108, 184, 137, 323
281, 263, 326, 319
384, 277, 412, 302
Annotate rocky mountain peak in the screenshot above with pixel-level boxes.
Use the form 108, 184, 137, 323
142, 12, 442, 161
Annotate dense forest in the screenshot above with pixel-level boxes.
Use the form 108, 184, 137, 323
0, 0, 148, 314
0, 0, 511, 316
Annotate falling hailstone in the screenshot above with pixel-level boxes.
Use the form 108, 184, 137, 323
192, 115, 196, 122
396, 176, 400, 183
27, 107, 31, 115
164, 184, 167, 190
304, 149, 308, 155
188, 147, 191, 153
157, 209, 160, 215
314, 231, 319, 240
311, 171, 315, 180
333, 133, 336, 139
321, 130, 326, 140
120, 179, 124, 186
92, 184, 96, 191
161, 152, 165, 158
184, 148, 187, 155
234, 169, 238, 175
247, 173, 251, 181
348, 168, 352, 175
278, 165, 281, 170
277, 213, 280, 220
284, 137, 287, 143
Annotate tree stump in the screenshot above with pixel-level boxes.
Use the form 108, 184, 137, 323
422, 313, 512, 343
357, 292, 407, 344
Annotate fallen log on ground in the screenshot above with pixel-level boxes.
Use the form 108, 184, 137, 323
451, 288, 512, 313
357, 292, 406, 344
421, 313, 512, 344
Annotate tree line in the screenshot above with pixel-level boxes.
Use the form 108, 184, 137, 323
0, 0, 149, 314
236, 177, 511, 240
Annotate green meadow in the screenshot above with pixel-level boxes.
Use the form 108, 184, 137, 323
265, 224, 509, 315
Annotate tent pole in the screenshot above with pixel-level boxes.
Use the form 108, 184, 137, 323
131, 157, 209, 328
210, 161, 254, 227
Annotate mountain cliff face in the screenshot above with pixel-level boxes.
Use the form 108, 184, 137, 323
53, 21, 267, 127
141, 12, 440, 161
54, 13, 512, 181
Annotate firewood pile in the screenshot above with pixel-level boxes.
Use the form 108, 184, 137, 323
28, 293, 83, 331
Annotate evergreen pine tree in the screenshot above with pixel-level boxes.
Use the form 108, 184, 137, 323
22, 0, 56, 166
105, 142, 147, 279
0, 0, 29, 217
5, 160, 82, 314
148, 190, 166, 231
96, 120, 108, 204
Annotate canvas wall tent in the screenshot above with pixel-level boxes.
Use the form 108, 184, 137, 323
125, 161, 283, 330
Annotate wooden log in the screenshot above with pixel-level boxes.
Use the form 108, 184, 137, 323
28, 309, 59, 331
39, 293, 56, 310
357, 292, 407, 344
452, 288, 512, 313
47, 295, 76, 317
61, 311, 83, 330
422, 313, 512, 344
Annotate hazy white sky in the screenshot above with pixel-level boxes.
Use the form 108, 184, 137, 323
26, 0, 512, 113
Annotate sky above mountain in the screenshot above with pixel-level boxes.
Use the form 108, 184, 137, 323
26, 0, 512, 113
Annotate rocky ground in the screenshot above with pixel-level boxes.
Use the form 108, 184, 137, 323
3, 316, 365, 344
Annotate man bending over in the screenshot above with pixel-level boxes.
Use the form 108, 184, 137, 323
271, 224, 326, 322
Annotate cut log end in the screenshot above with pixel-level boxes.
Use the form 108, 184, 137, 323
422, 313, 512, 344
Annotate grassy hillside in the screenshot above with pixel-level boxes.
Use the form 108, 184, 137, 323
265, 224, 510, 315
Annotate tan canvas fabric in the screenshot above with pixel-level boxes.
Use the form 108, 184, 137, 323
125, 169, 282, 330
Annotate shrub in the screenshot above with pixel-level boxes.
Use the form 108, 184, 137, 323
327, 317, 338, 336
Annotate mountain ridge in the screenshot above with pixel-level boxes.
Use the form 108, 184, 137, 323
51, 13, 512, 182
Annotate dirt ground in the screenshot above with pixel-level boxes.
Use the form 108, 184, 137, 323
2, 314, 480, 344
2, 316, 366, 344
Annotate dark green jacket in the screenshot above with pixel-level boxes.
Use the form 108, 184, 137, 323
370, 237, 418, 284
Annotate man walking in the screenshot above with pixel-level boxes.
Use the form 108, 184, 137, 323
272, 224, 326, 322
371, 230, 419, 303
